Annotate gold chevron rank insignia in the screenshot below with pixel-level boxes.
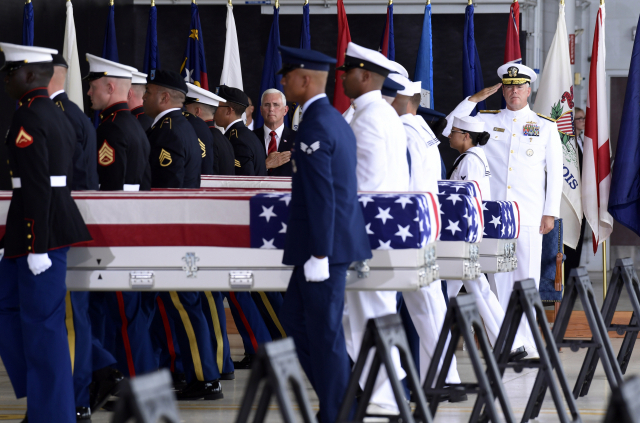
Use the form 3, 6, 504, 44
199, 139, 206, 158
98, 141, 115, 166
234, 159, 241, 168
159, 149, 172, 167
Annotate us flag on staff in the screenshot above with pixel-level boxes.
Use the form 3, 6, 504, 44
582, 2, 613, 253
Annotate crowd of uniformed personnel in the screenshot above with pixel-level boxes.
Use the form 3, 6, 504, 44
0, 40, 562, 423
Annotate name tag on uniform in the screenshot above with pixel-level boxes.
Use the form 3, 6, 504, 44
493, 127, 505, 133
523, 122, 540, 136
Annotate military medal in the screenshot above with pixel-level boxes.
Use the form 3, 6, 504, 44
526, 149, 534, 157
523, 122, 540, 136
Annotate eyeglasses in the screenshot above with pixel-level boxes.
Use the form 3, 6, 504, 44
575, 117, 585, 121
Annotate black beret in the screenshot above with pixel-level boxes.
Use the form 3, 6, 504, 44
214, 85, 249, 107
52, 54, 68, 68
147, 69, 188, 95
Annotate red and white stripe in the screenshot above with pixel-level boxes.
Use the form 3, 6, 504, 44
556, 111, 575, 135
582, 4, 613, 253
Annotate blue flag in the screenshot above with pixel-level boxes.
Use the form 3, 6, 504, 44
379, 2, 394, 60
462, 3, 486, 116
414, 3, 434, 109
180, 2, 209, 89
299, 2, 311, 49
94, 3, 119, 127
22, 1, 34, 46
256, 5, 283, 129
608, 14, 640, 236
143, 3, 160, 73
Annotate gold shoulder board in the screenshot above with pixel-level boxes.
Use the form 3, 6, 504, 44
479, 110, 500, 114
536, 113, 556, 122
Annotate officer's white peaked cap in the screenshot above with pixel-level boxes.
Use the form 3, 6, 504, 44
85, 54, 136, 80
337, 42, 397, 76
453, 116, 485, 133
131, 71, 148, 85
497, 62, 537, 85
388, 61, 409, 78
186, 83, 226, 107
0, 43, 57, 71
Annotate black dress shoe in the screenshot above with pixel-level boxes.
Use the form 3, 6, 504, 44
427, 385, 468, 403
176, 379, 223, 401
232, 354, 255, 370
76, 407, 91, 421
508, 346, 528, 362
90, 367, 124, 413
172, 372, 188, 391
220, 371, 235, 381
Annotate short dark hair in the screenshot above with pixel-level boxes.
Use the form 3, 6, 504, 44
575, 107, 584, 114
229, 102, 246, 117
410, 93, 421, 109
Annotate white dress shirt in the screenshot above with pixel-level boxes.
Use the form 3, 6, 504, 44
350, 90, 409, 192
400, 113, 441, 194
49, 89, 65, 100
263, 123, 285, 154
151, 107, 181, 128
450, 146, 492, 201
225, 118, 244, 132
246, 120, 254, 131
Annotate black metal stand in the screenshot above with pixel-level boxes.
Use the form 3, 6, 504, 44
422, 294, 515, 422
235, 338, 317, 423
603, 376, 640, 423
488, 279, 580, 423
110, 369, 180, 423
336, 313, 432, 423
575, 258, 640, 397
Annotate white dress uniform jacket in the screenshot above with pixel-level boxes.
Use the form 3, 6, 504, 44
401, 113, 441, 194
450, 146, 491, 201
351, 91, 410, 191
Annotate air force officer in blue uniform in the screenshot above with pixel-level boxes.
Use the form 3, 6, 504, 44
278, 46, 372, 423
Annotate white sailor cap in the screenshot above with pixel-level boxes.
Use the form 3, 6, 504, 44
185, 83, 226, 108
497, 62, 537, 85
336, 42, 396, 77
410, 81, 423, 96
84, 53, 136, 81
132, 71, 148, 85
388, 73, 413, 96
453, 116, 486, 133
388, 61, 409, 78
0, 42, 57, 72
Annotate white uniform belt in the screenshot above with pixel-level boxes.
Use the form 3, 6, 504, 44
123, 184, 140, 192
12, 176, 66, 189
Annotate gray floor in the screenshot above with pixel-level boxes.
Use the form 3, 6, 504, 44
0, 334, 638, 422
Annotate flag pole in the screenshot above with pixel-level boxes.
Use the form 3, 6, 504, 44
600, 0, 606, 298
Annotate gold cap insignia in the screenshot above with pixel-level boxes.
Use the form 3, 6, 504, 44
159, 149, 173, 167
508, 67, 518, 77
199, 139, 206, 158
98, 140, 115, 166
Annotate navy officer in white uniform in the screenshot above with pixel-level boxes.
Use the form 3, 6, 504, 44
444, 63, 563, 357
277, 45, 371, 423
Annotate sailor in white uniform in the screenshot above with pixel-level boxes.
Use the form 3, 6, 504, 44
444, 64, 563, 357
445, 116, 527, 357
338, 42, 408, 416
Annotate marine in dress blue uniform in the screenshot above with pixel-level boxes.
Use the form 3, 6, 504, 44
0, 43, 93, 423
129, 71, 153, 132
277, 46, 372, 423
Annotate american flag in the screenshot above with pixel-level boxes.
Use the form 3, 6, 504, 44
556, 111, 574, 135
482, 200, 520, 239
437, 180, 481, 199
435, 193, 482, 243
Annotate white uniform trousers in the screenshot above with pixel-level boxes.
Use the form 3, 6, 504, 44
343, 291, 405, 412
448, 275, 527, 348
488, 226, 543, 349
403, 282, 461, 385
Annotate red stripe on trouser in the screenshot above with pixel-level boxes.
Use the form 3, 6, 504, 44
228, 292, 259, 352
156, 296, 177, 372
116, 291, 136, 377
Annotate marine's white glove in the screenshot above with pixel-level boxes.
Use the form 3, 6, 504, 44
27, 253, 52, 276
0, 248, 4, 261
303, 256, 330, 282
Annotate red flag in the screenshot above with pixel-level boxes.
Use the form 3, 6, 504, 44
503, 0, 521, 63
333, 0, 351, 113
582, 4, 613, 253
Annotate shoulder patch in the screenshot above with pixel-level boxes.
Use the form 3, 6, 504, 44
199, 139, 206, 158
536, 113, 556, 122
15, 127, 33, 148
98, 141, 115, 166
479, 110, 500, 114
159, 149, 173, 167
234, 159, 241, 168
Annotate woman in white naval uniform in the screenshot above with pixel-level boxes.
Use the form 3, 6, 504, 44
445, 116, 527, 357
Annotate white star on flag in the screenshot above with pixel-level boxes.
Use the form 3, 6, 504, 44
490, 215, 501, 228
184, 68, 194, 83
375, 207, 394, 225
501, 225, 506, 236
414, 211, 420, 222
279, 195, 292, 206
259, 205, 277, 222
446, 219, 461, 236
365, 223, 374, 235
266, 193, 283, 197
447, 193, 462, 205
359, 196, 374, 208
394, 224, 414, 242
377, 239, 393, 250
260, 238, 276, 249
395, 196, 413, 209
482, 202, 489, 212
278, 222, 287, 233
463, 211, 473, 227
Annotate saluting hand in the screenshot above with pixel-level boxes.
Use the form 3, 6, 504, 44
469, 83, 502, 103
540, 215, 555, 235
266, 151, 292, 170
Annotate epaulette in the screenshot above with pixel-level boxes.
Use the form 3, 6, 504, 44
182, 111, 190, 117
479, 110, 500, 114
536, 113, 556, 122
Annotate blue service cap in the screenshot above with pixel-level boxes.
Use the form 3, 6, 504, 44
277, 45, 337, 75
381, 76, 404, 97
416, 106, 446, 123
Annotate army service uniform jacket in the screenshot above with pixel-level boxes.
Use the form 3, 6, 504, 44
1, 87, 92, 257
131, 105, 153, 132
225, 120, 267, 176
183, 111, 214, 176
205, 120, 236, 176
147, 109, 202, 188
97, 102, 151, 191
445, 98, 563, 226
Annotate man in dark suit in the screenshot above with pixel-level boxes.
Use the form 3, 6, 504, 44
277, 45, 372, 423
213, 85, 266, 176
129, 70, 153, 132
253, 88, 295, 176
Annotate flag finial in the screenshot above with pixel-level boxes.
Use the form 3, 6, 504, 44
228, 0, 232, 5
304, 0, 308, 4
25, 0, 31, 3
275, 0, 279, 8
109, 0, 113, 5
468, 0, 472, 5
600, 0, 604, 4
192, 0, 196, 4
388, 0, 393, 5
427, 0, 430, 4
151, 0, 154, 5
